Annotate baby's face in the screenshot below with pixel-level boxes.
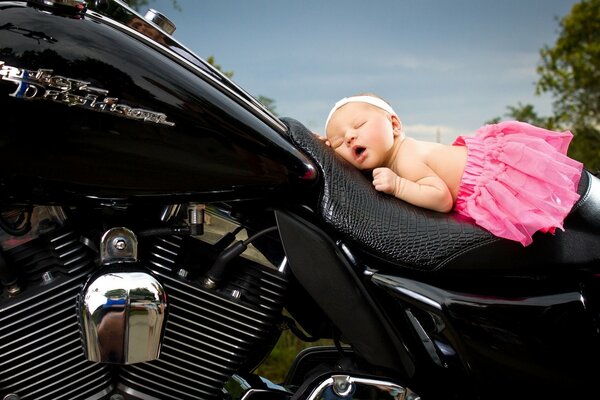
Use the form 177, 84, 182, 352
326, 102, 397, 170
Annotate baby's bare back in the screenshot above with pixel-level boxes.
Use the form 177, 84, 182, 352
397, 139, 468, 200
427, 143, 467, 199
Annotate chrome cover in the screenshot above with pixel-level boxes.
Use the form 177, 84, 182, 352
79, 267, 168, 364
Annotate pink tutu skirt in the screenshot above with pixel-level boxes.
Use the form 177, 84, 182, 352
453, 121, 583, 246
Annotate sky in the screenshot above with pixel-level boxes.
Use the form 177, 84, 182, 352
145, 0, 578, 143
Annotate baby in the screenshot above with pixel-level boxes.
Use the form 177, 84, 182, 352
322, 94, 583, 246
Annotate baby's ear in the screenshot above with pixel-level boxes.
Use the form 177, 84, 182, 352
313, 132, 331, 147
391, 115, 403, 136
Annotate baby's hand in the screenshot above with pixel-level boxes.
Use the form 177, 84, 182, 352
313, 132, 331, 147
372, 167, 401, 195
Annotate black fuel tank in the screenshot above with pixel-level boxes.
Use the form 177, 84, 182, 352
0, 1, 316, 203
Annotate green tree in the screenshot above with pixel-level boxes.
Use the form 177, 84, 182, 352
206, 56, 235, 78
257, 96, 278, 116
486, 102, 556, 128
505, 103, 555, 128
536, 0, 600, 172
205, 57, 279, 116
536, 0, 600, 128
568, 125, 600, 172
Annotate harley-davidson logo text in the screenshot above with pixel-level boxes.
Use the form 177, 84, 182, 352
0, 61, 175, 126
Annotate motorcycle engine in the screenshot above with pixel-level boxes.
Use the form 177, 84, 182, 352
0, 206, 288, 400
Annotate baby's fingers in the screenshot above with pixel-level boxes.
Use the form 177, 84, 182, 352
372, 177, 392, 194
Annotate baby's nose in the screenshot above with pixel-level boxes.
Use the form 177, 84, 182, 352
344, 130, 357, 143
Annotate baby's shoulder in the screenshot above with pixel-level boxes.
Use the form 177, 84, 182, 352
409, 139, 464, 166
395, 139, 430, 170
409, 138, 447, 155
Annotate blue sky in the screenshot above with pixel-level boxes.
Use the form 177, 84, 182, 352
146, 0, 578, 143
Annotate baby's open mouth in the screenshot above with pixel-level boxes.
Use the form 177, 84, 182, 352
354, 146, 366, 159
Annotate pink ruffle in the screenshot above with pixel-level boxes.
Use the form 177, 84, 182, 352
453, 121, 583, 246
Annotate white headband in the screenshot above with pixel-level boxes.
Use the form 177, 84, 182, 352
325, 95, 397, 130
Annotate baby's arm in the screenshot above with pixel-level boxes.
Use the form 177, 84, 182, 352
372, 167, 454, 213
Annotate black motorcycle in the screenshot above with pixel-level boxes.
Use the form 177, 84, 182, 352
1, 1, 599, 399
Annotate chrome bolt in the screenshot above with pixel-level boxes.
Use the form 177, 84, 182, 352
42, 271, 53, 283
332, 375, 354, 397
177, 269, 188, 278
202, 277, 217, 289
114, 239, 127, 251
7, 284, 21, 297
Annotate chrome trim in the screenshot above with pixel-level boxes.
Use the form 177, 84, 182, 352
278, 256, 289, 273
394, 287, 442, 310
144, 9, 176, 34
159, 204, 182, 222
338, 242, 358, 267
371, 274, 443, 310
305, 374, 418, 400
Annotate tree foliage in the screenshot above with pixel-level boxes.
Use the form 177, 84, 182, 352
568, 124, 600, 171
205, 58, 278, 116
536, 0, 600, 128
257, 96, 278, 116
206, 56, 234, 78
504, 103, 555, 128
486, 102, 558, 129
536, 0, 600, 172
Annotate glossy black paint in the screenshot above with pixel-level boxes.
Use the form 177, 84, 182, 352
372, 272, 600, 397
0, 1, 317, 203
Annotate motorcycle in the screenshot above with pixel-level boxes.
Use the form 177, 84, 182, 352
1, 1, 599, 399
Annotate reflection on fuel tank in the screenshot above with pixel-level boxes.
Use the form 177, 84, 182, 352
126, 16, 167, 45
